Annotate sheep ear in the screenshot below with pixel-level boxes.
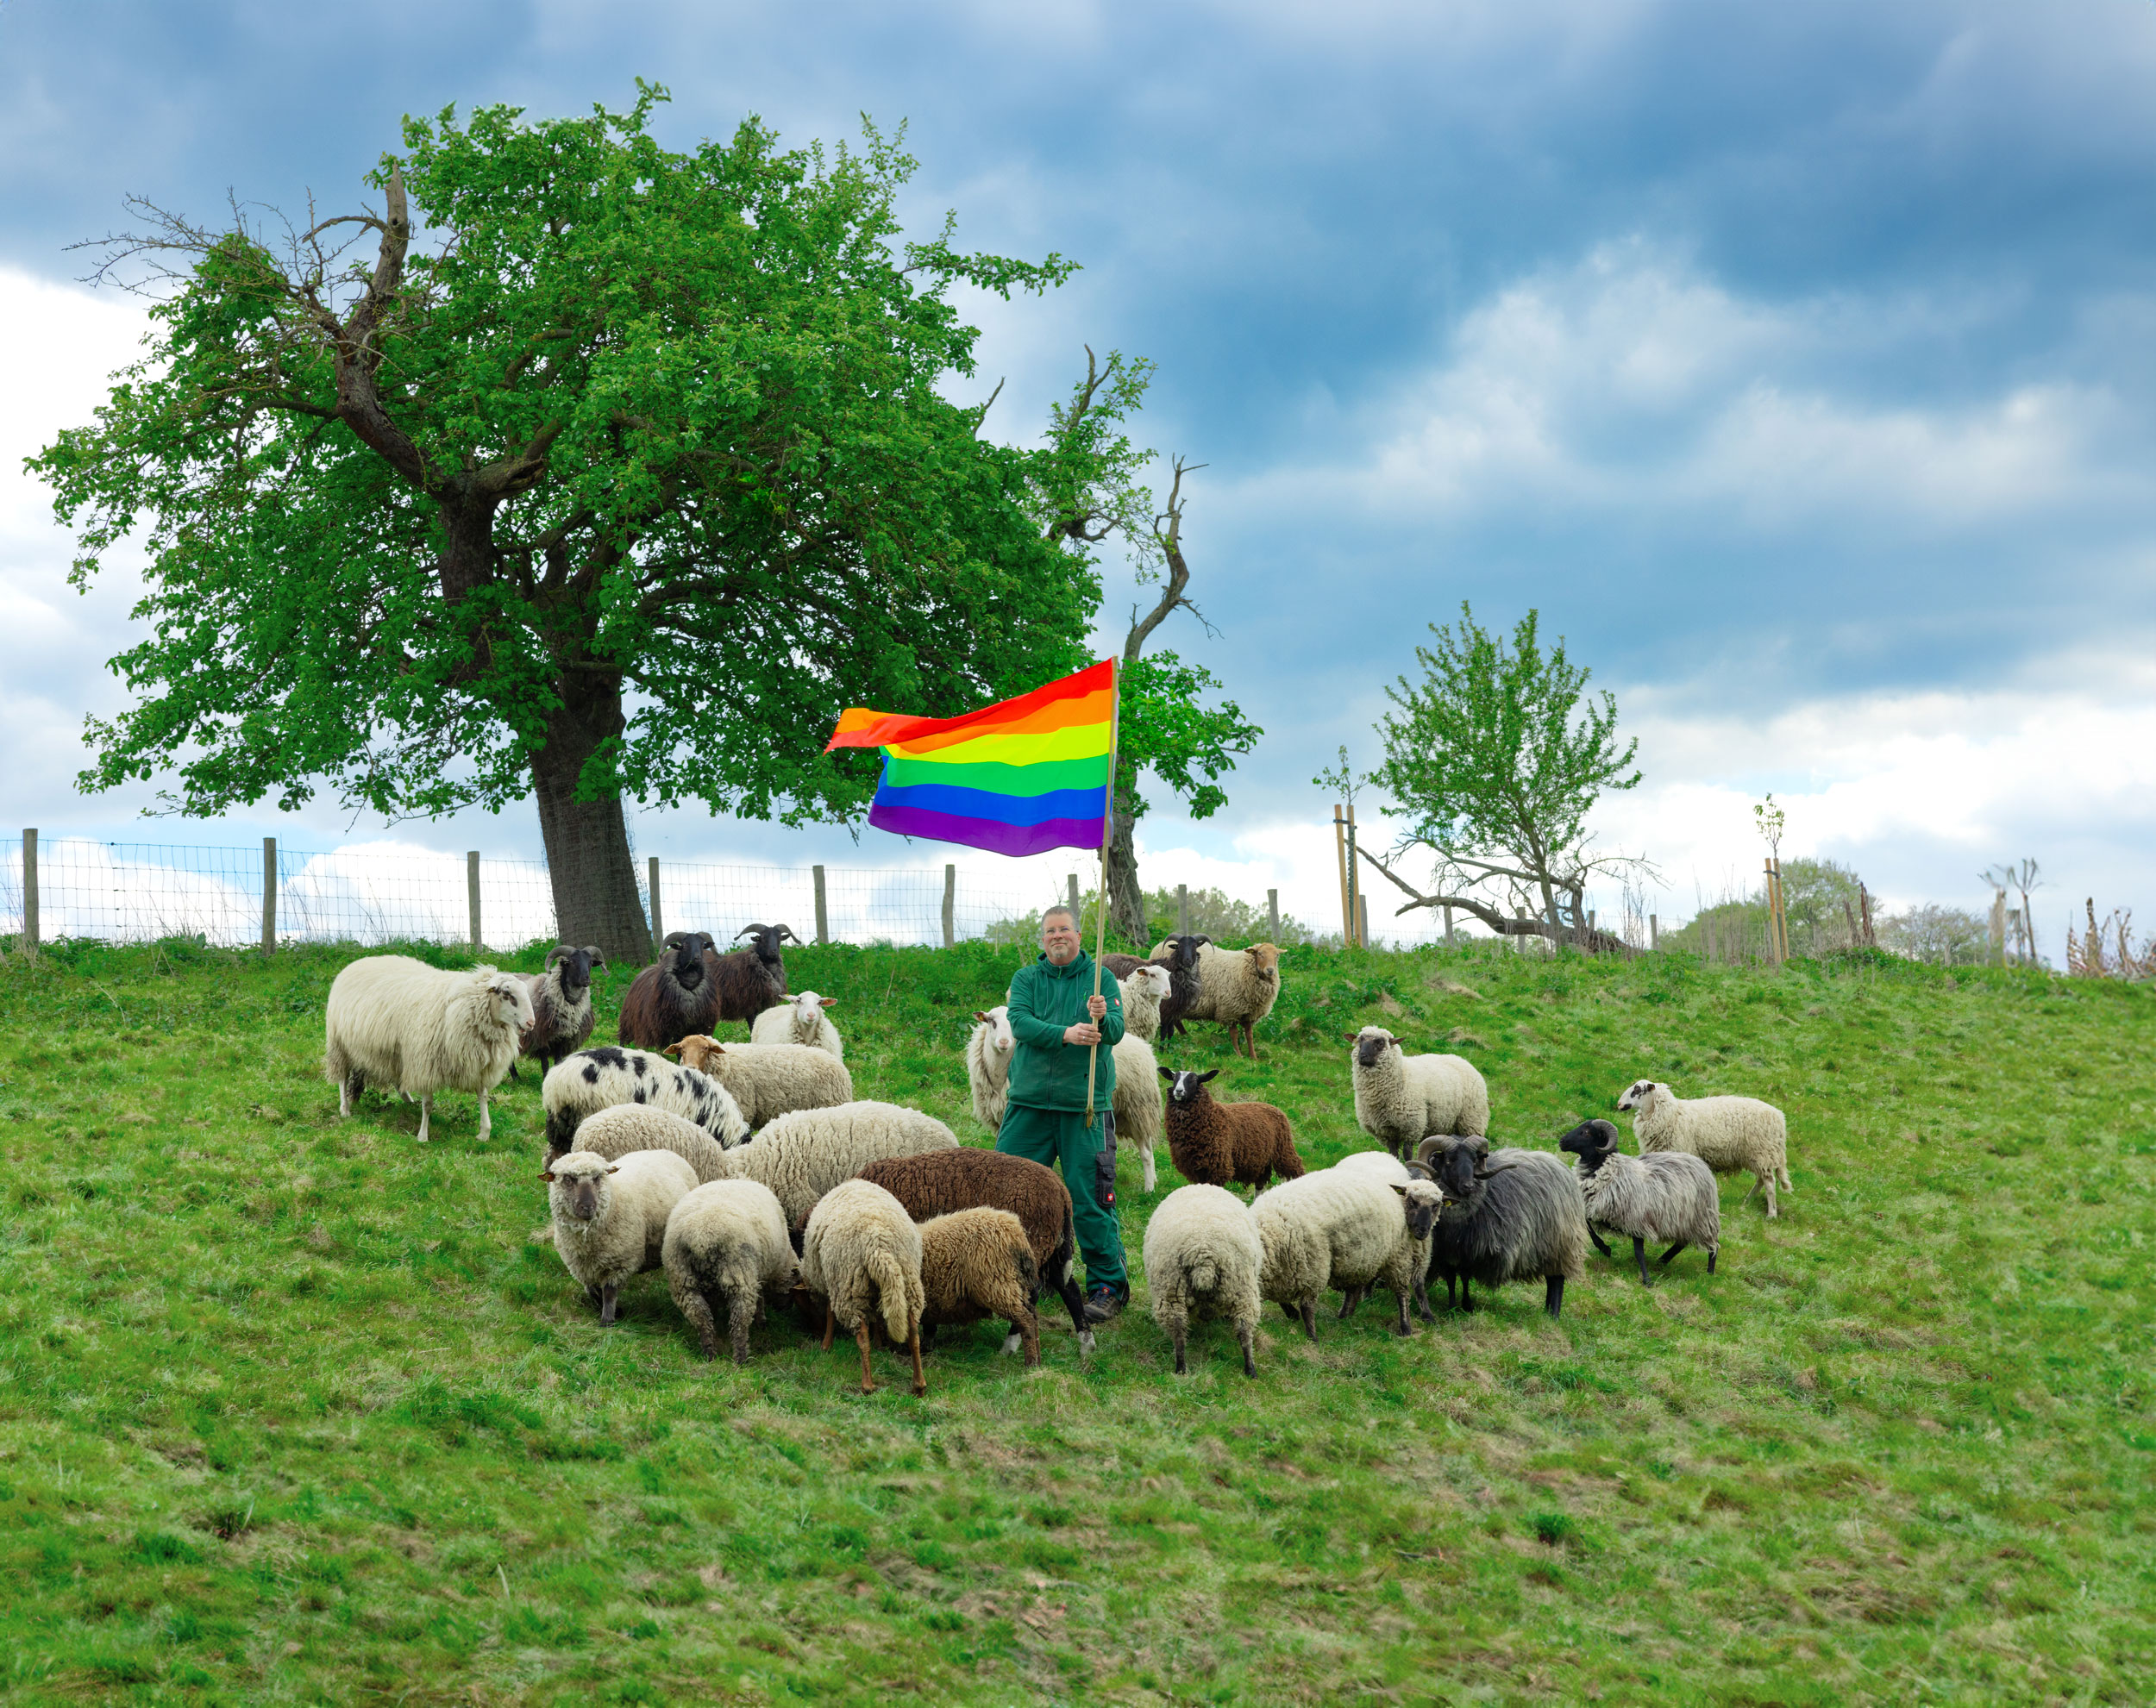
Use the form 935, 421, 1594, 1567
818, 997, 836, 1008
1156, 1066, 1175, 1079
973, 1011, 991, 1023
539, 1171, 555, 1183
1196, 1068, 1220, 1084
661, 1042, 682, 1057
606, 1165, 621, 1175
1390, 1183, 1408, 1196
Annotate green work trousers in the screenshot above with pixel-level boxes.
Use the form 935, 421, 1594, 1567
995, 1103, 1128, 1296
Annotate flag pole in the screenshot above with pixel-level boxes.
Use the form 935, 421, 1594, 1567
1085, 660, 1121, 1130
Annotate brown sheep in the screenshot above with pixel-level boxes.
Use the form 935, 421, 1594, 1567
855, 1148, 1090, 1348
617, 931, 722, 1053
917, 1208, 1042, 1366
1158, 1067, 1306, 1192
704, 923, 798, 1024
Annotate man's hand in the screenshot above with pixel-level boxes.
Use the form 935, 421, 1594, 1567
1062, 1022, 1101, 1047
1086, 993, 1107, 1022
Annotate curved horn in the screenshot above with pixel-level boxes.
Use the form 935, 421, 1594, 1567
546, 944, 570, 969
663, 930, 692, 949
774, 923, 799, 943
737, 923, 770, 941
584, 946, 605, 966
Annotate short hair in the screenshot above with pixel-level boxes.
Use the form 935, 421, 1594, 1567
1040, 905, 1077, 932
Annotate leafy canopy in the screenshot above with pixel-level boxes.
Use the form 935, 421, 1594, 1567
35, 85, 1099, 823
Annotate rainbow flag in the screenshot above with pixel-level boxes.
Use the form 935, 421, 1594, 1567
824, 660, 1117, 857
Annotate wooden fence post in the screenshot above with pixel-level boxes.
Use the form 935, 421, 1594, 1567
1344, 804, 1361, 949
942, 865, 956, 948
1650, 914, 1658, 952
647, 856, 663, 953
1069, 873, 1080, 925
1357, 893, 1369, 948
261, 837, 277, 956
1268, 888, 1280, 942
1444, 905, 1454, 948
813, 865, 829, 945
22, 829, 38, 960
1176, 884, 1188, 936
1514, 904, 1525, 954
467, 851, 482, 951
1989, 888, 2006, 967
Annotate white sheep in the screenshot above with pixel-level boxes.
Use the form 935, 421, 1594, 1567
323, 954, 535, 1144
1332, 1150, 1413, 1187
726, 1100, 961, 1230
1250, 1167, 1436, 1339
749, 989, 844, 1060
542, 1148, 699, 1324
1117, 965, 1172, 1043
967, 1004, 1159, 1191
661, 1179, 799, 1362
665, 1034, 855, 1128
542, 1046, 750, 1160
1558, 1118, 1720, 1284
555, 1105, 734, 1182
1142, 1184, 1263, 1377
800, 1178, 927, 1396
1178, 942, 1283, 1060
1618, 1079, 1792, 1217
1349, 1026, 1489, 1159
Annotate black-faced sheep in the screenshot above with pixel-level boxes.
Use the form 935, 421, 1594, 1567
1106, 934, 1207, 1042
617, 931, 721, 1054
1559, 1117, 1720, 1284
324, 955, 534, 1144
705, 923, 799, 1024
1159, 1068, 1307, 1192
1415, 1135, 1587, 1319
513, 944, 604, 1078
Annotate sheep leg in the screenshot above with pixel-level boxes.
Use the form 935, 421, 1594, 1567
1237, 1321, 1257, 1379
1141, 1144, 1156, 1194
1763, 1176, 1779, 1219
1587, 1225, 1614, 1260
339, 1071, 360, 1117
1161, 1303, 1189, 1373
1055, 1273, 1089, 1343
1707, 1246, 1718, 1275
855, 1320, 877, 1393
729, 1293, 756, 1366
1298, 1299, 1319, 1342
477, 1089, 491, 1142
599, 1282, 619, 1327
821, 1305, 837, 1353
1010, 1304, 1040, 1367
679, 1289, 722, 1360
906, 1316, 927, 1398
415, 1093, 431, 1144
1415, 1279, 1438, 1324
1460, 1278, 1475, 1313
1633, 1236, 1654, 1287
1393, 1289, 1413, 1337
1335, 1286, 1361, 1320
1658, 1241, 1689, 1268
1543, 1275, 1565, 1319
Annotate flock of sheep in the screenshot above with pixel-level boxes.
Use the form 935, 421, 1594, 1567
320, 928, 1794, 1395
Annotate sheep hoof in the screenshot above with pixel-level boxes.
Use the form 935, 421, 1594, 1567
1078, 1330, 1097, 1355
1000, 1333, 1022, 1356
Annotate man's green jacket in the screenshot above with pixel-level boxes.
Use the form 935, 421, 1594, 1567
1006, 950, 1125, 1112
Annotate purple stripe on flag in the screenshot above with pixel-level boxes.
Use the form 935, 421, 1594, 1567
868, 800, 1106, 858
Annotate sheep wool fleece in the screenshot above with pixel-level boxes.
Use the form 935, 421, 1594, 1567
998, 951, 1128, 1294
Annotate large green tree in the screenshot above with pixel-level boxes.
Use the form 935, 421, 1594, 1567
35, 88, 1115, 958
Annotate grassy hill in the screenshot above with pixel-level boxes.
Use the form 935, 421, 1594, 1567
0, 935, 2149, 1705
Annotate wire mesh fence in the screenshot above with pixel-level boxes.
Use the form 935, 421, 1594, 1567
0, 836, 1091, 953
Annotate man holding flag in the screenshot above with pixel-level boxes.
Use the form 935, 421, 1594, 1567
825, 657, 1133, 1327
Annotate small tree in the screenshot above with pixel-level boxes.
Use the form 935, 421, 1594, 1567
1981, 859, 2044, 965
1359, 604, 1645, 950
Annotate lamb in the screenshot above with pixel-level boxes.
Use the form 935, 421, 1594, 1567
1618, 1079, 1792, 1218
541, 1046, 751, 1160
1116, 964, 1172, 1043
1415, 1135, 1587, 1319
617, 931, 722, 1053
749, 989, 843, 1060
799, 1178, 927, 1397
1250, 1167, 1439, 1339
663, 1034, 855, 1128
705, 923, 799, 1024
1158, 1068, 1307, 1192
661, 1178, 799, 1362
542, 1148, 699, 1324
1106, 934, 1206, 1042
1348, 1027, 1489, 1160
725, 1101, 961, 1229
323, 954, 535, 1144
512, 944, 604, 1078
1142, 1184, 1263, 1376
548, 1104, 734, 1183
855, 1148, 1092, 1349
917, 1208, 1042, 1367
1178, 942, 1283, 1060
1558, 1118, 1720, 1285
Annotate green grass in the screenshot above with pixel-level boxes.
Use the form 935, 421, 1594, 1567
0, 932, 2151, 1704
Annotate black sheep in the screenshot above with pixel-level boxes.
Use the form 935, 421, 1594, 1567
703, 923, 798, 1024
617, 930, 721, 1052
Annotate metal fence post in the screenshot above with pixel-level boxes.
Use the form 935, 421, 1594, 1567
21, 829, 37, 960
813, 865, 829, 945
467, 851, 482, 951
942, 865, 956, 948
261, 837, 278, 955
1176, 883, 1188, 935
1268, 888, 1279, 942
648, 856, 662, 953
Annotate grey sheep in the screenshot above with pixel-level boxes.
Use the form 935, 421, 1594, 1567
661, 1178, 799, 1362
1414, 1135, 1587, 1319
855, 1148, 1092, 1351
512, 944, 604, 1078
665, 1033, 855, 1128
1177, 942, 1283, 1060
917, 1208, 1043, 1367
1142, 1183, 1263, 1376
542, 1148, 699, 1324
1558, 1118, 1720, 1285
1159, 1068, 1307, 1192
1619, 1079, 1792, 1218
553, 1104, 733, 1183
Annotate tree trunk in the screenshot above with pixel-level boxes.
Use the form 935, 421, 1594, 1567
529, 687, 653, 966
1105, 774, 1146, 946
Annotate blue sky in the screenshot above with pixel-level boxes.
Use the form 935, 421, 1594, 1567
5, 1, 2154, 953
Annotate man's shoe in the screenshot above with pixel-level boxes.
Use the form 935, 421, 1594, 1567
1082, 1286, 1125, 1326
